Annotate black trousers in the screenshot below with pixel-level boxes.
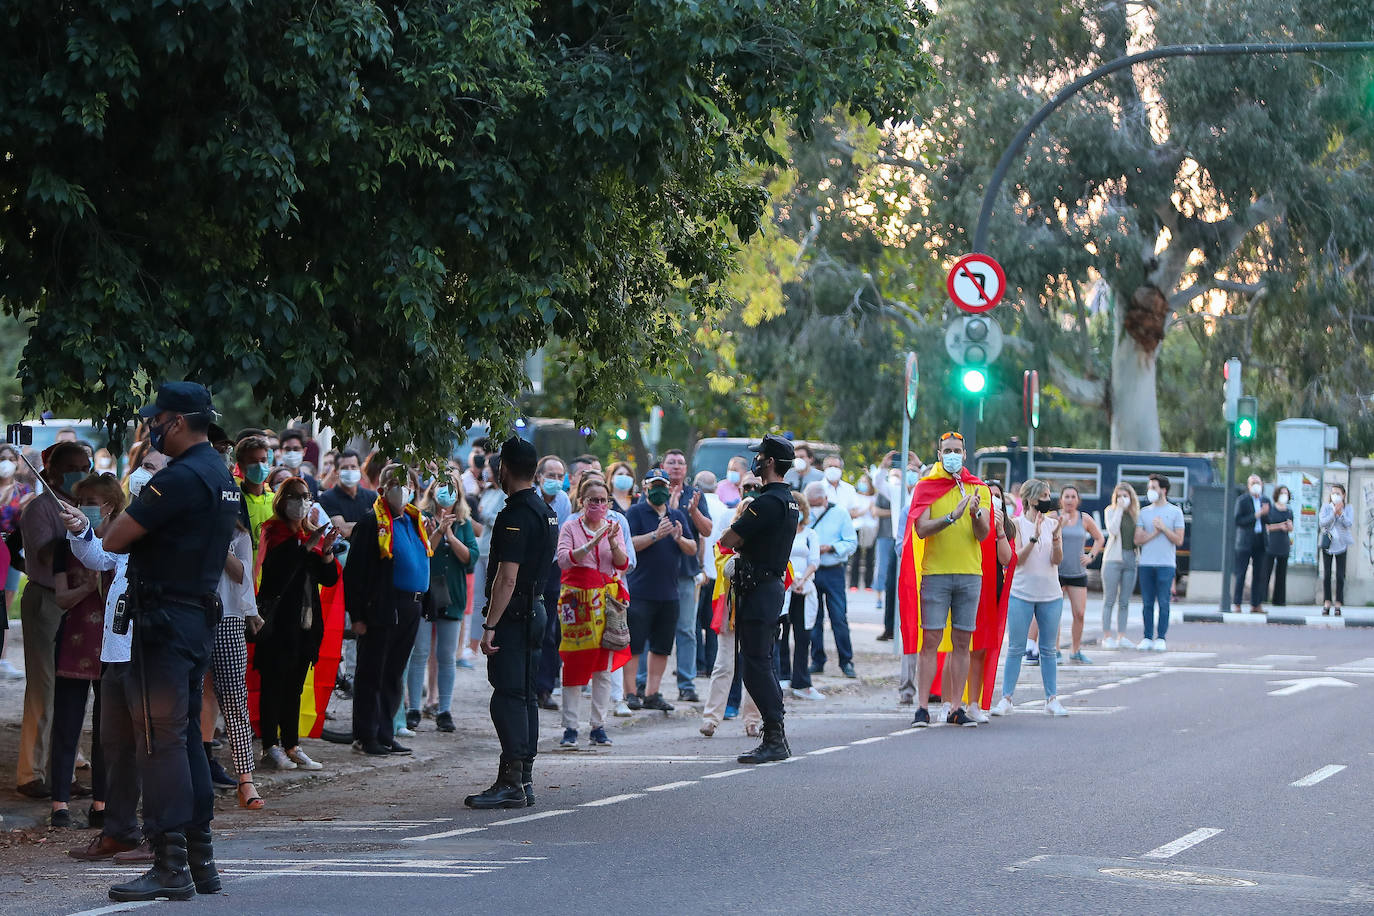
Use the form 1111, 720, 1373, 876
776, 591, 811, 689
737, 580, 785, 726
100, 662, 143, 845
849, 545, 874, 589
1233, 539, 1266, 607
127, 605, 216, 838
51, 675, 102, 804
535, 563, 561, 694
258, 657, 312, 750
353, 591, 422, 747
695, 582, 717, 676
884, 542, 898, 635
1323, 551, 1347, 604
488, 598, 545, 764
1259, 553, 1288, 606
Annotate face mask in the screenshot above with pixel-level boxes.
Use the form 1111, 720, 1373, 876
245, 462, 271, 485
1005, 498, 1016, 511
0, 460, 14, 478
79, 505, 104, 528
561, 474, 571, 492
1147, 488, 1161, 504
96, 458, 114, 471
940, 453, 963, 475
129, 467, 154, 496
612, 473, 633, 492
1117, 496, 1130, 510
265, 449, 275, 466
283, 498, 307, 521
1276, 494, 1289, 508
1332, 492, 1343, 505
752, 455, 768, 477
792, 458, 807, 471
1249, 483, 1262, 498
905, 470, 921, 487
62, 470, 86, 493
386, 487, 410, 512
857, 482, 871, 494
541, 478, 562, 497
646, 487, 670, 507
1036, 498, 1055, 514
584, 502, 609, 523
148, 416, 173, 453
338, 468, 362, 487
726, 470, 741, 485
435, 486, 458, 509
282, 450, 304, 469
824, 467, 842, 484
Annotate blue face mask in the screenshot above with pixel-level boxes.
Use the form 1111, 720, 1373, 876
726, 470, 741, 484
941, 453, 963, 475
561, 474, 571, 492
612, 474, 633, 492
857, 482, 871, 494
541, 478, 562, 497
62, 470, 88, 493
905, 470, 921, 487
435, 486, 458, 509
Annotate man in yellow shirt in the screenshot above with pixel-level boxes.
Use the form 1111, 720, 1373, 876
911, 433, 991, 727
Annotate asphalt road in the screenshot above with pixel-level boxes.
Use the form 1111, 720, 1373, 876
5, 620, 1374, 916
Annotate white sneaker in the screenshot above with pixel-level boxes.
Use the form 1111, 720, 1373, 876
969, 705, 990, 724
264, 746, 296, 770
396, 726, 416, 737
0, 659, 23, 679
990, 697, 1014, 717
1101, 636, 1118, 650
1152, 639, 1167, 653
791, 686, 826, 701
287, 747, 323, 770
1117, 637, 1136, 651
1137, 638, 1153, 652
779, 679, 791, 690
612, 701, 632, 717
1045, 697, 1069, 717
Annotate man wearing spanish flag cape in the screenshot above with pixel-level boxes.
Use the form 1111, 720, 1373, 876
896, 432, 997, 728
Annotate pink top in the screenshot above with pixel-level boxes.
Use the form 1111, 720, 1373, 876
557, 516, 629, 576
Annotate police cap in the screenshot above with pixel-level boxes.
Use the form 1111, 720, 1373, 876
138, 382, 214, 419
748, 433, 795, 463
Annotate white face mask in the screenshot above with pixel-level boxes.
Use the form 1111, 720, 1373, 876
1146, 487, 1161, 504
281, 450, 304, 469
1117, 496, 1130, 510
386, 487, 410, 512
128, 467, 154, 496
284, 498, 308, 521
1249, 483, 1262, 498
941, 452, 963, 475
1331, 492, 1343, 505
1276, 494, 1289, 508
792, 458, 807, 471
823, 467, 842, 484
0, 459, 15, 478
338, 468, 362, 487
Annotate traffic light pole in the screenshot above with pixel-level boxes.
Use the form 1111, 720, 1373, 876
960, 399, 978, 457
1218, 426, 1237, 614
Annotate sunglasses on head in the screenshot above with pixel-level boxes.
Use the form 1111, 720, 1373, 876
939, 432, 964, 443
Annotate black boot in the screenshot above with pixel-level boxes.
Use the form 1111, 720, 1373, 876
464, 760, 527, 810
737, 721, 791, 765
185, 828, 222, 894
521, 758, 535, 808
108, 832, 195, 902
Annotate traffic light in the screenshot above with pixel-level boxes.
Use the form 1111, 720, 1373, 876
1223, 357, 1241, 422
960, 366, 988, 394
1235, 396, 1258, 441
944, 314, 1001, 397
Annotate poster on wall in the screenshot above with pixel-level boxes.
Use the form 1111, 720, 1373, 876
1277, 470, 1321, 566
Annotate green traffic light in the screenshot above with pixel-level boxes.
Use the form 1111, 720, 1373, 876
1237, 418, 1254, 440
961, 368, 988, 394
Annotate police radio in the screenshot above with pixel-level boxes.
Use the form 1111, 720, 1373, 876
111, 592, 132, 635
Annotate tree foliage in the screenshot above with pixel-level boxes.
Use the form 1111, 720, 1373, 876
0, 0, 933, 455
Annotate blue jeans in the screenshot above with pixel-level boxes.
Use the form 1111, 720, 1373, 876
1002, 596, 1063, 699
637, 577, 699, 692
1138, 565, 1175, 640
810, 565, 853, 669
873, 536, 895, 592
406, 618, 461, 714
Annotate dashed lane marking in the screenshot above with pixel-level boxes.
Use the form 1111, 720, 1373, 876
850, 736, 888, 745
808, 746, 848, 755
579, 793, 645, 807
404, 826, 487, 843
1142, 827, 1224, 859
488, 810, 571, 827
1291, 765, 1346, 787
701, 768, 752, 779
645, 780, 698, 792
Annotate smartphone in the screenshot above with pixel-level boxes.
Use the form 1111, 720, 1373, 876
6, 423, 32, 447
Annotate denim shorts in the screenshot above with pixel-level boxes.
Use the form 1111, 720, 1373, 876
919, 573, 982, 632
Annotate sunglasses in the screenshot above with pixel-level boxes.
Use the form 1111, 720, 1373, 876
584, 496, 609, 505
939, 432, 964, 442
742, 484, 760, 494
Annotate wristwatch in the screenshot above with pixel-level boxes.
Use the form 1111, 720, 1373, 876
945, 512, 956, 524
482, 623, 497, 631
1028, 536, 1039, 544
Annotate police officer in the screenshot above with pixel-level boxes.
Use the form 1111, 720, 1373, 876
96, 383, 241, 901
718, 434, 800, 764
465, 436, 557, 809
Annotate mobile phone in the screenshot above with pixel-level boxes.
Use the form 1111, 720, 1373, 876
6, 423, 32, 447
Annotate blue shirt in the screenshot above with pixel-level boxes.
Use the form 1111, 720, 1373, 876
390, 513, 430, 592
625, 501, 692, 602
809, 501, 858, 568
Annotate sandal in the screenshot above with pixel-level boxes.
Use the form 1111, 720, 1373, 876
237, 780, 265, 810
1334, 606, 1342, 618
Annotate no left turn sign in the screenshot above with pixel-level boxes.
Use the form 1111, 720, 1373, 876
946, 253, 1006, 313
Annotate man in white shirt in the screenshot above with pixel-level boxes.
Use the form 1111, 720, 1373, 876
821, 456, 857, 514
692, 471, 735, 677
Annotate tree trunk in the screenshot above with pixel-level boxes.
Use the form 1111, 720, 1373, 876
1109, 330, 1162, 452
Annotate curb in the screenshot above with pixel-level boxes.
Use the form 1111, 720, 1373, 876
1182, 611, 1374, 628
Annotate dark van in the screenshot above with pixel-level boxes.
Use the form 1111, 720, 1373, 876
974, 446, 1219, 578
690, 437, 841, 480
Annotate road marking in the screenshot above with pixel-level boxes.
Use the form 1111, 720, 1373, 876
540, 754, 735, 764
645, 780, 697, 792
1219, 663, 1274, 670
1330, 657, 1374, 672
808, 746, 848, 755
1255, 655, 1316, 664
1267, 677, 1356, 696
489, 809, 571, 826
1143, 827, 1224, 859
239, 819, 450, 833
701, 768, 752, 779
1291, 764, 1347, 787
67, 903, 161, 916
850, 736, 888, 745
888, 727, 915, 736
579, 793, 645, 807
404, 826, 488, 842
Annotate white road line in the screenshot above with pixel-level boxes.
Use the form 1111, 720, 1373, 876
579, 793, 646, 807
808, 746, 848, 755
888, 727, 914, 736
1330, 657, 1374, 672
1218, 663, 1274, 670
1291, 764, 1347, 787
701, 768, 752, 779
1255, 655, 1316, 664
488, 809, 571, 827
404, 826, 488, 843
66, 903, 161, 916
1142, 827, 1224, 859
850, 736, 888, 745
645, 780, 698, 792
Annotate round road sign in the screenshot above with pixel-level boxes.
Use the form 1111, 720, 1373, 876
946, 253, 1006, 313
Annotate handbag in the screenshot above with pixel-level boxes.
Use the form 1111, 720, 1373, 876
1319, 530, 1332, 552
600, 587, 631, 651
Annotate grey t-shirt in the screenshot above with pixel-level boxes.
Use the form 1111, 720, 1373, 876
1137, 501, 1185, 568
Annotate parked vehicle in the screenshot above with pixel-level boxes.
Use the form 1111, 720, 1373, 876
453, 417, 588, 466
690, 436, 841, 479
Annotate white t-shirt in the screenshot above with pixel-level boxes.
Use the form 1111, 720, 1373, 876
1010, 515, 1062, 602
697, 493, 734, 581
1138, 501, 1185, 567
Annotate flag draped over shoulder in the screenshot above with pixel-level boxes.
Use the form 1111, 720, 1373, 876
557, 565, 631, 687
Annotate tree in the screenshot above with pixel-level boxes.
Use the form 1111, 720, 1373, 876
911, 0, 1374, 450
1, 0, 933, 456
